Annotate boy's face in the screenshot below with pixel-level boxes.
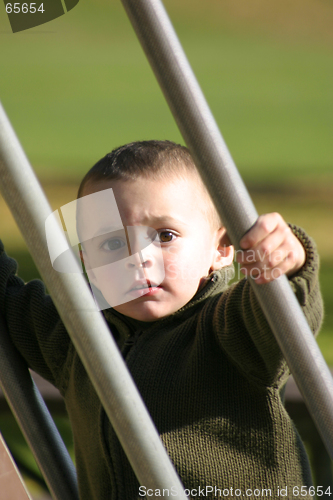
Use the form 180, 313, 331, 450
81, 174, 233, 321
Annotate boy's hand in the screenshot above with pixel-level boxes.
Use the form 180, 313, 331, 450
235, 213, 306, 284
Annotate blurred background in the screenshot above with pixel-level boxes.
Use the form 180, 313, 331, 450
0, 0, 332, 497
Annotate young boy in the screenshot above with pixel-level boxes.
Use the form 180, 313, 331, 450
0, 140, 323, 499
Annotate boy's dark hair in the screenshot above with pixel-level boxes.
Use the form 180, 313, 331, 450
77, 140, 222, 228
77, 140, 195, 198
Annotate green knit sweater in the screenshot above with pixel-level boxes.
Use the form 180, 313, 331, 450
0, 225, 323, 500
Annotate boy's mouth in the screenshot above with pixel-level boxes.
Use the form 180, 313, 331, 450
127, 279, 162, 297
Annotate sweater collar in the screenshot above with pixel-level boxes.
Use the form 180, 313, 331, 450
103, 264, 235, 331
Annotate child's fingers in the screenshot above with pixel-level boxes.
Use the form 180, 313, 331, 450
238, 236, 305, 284
243, 250, 300, 284
239, 213, 284, 250
238, 243, 296, 282
236, 227, 287, 267
238, 241, 289, 273
237, 212, 306, 284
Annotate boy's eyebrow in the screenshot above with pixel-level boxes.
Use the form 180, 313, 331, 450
141, 215, 187, 226
90, 225, 125, 238
86, 216, 187, 240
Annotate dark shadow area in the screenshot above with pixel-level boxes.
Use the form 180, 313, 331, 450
285, 379, 333, 495
8, 249, 42, 283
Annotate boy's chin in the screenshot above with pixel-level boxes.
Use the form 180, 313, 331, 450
113, 302, 175, 322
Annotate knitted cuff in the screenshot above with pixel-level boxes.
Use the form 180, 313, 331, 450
288, 224, 320, 306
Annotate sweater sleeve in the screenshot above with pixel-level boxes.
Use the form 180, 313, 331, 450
209, 226, 324, 388
0, 241, 72, 393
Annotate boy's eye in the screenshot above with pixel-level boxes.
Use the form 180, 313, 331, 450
158, 231, 175, 243
101, 238, 126, 251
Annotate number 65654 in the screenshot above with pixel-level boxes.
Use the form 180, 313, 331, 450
5, 3, 45, 13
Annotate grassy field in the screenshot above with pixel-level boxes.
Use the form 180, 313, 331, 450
0, 0, 332, 183
0, 0, 332, 496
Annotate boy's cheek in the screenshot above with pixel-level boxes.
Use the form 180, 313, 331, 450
165, 262, 209, 283
165, 263, 178, 280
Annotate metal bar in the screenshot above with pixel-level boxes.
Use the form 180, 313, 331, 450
120, 0, 333, 458
0, 102, 187, 498
0, 432, 33, 500
0, 313, 79, 500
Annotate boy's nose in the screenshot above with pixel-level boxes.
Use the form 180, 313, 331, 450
124, 227, 152, 259
125, 251, 151, 269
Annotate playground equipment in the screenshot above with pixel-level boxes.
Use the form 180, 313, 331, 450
0, 0, 332, 498
0, 311, 80, 499
0, 433, 32, 500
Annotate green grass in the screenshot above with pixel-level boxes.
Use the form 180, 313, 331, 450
0, 0, 332, 183
317, 259, 333, 365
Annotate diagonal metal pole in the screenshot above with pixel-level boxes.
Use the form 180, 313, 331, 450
0, 432, 33, 500
120, 0, 333, 459
0, 313, 79, 500
0, 101, 188, 498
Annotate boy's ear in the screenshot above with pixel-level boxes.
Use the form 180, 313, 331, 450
210, 227, 234, 272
